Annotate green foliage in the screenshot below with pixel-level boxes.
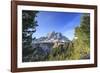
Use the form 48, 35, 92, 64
72, 13, 90, 59
22, 10, 38, 59
23, 47, 49, 62
47, 43, 71, 60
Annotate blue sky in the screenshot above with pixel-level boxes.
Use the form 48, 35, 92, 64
33, 11, 82, 40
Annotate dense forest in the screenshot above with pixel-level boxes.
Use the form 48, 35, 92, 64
22, 10, 38, 61
22, 11, 90, 62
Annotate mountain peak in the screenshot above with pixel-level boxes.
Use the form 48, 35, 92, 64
33, 31, 70, 43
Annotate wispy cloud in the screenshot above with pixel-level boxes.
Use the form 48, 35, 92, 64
33, 11, 82, 39
63, 29, 75, 40
61, 16, 81, 40
62, 15, 81, 31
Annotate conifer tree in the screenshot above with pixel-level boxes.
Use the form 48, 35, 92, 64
22, 10, 38, 57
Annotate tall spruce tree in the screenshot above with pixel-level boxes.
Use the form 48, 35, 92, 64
22, 10, 38, 57
72, 13, 90, 59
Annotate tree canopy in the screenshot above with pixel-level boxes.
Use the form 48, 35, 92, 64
22, 10, 38, 58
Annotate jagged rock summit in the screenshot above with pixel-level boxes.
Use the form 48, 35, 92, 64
33, 31, 70, 43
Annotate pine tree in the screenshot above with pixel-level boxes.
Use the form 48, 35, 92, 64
22, 10, 38, 58
72, 13, 90, 59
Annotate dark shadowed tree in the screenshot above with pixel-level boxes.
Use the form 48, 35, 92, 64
22, 10, 38, 58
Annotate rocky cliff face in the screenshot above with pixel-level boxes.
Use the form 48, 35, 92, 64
32, 31, 70, 52
33, 31, 70, 43
23, 32, 71, 62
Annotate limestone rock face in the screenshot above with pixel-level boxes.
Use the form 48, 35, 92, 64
33, 31, 70, 43
32, 31, 70, 52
